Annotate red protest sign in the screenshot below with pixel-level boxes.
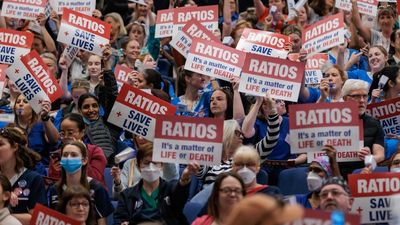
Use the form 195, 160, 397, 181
0, 29, 33, 65
30, 203, 80, 225
357, 0, 378, 16
289, 209, 360, 225
289, 102, 360, 154
1, 0, 47, 20
108, 84, 176, 141
6, 50, 63, 113
114, 65, 136, 92
0, 64, 8, 98
236, 28, 291, 59
184, 38, 246, 81
57, 8, 111, 56
173, 5, 218, 36
51, 0, 95, 15
348, 173, 400, 223
304, 53, 328, 84
366, 97, 400, 135
302, 12, 345, 54
153, 115, 223, 166
238, 53, 305, 102
155, 8, 174, 38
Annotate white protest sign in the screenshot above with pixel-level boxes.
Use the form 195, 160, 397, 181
184, 38, 246, 81
107, 84, 177, 141
349, 173, 400, 223
357, 0, 378, 16
61, 45, 79, 67
173, 5, 218, 37
302, 12, 345, 55
155, 8, 174, 38
366, 97, 400, 135
57, 8, 111, 56
289, 102, 361, 154
153, 115, 223, 166
0, 29, 33, 65
128, 0, 147, 5
6, 50, 63, 113
114, 64, 137, 92
335, 0, 352, 11
304, 53, 328, 85
50, 0, 95, 15
236, 28, 291, 59
1, 0, 47, 20
0, 64, 8, 99
170, 19, 220, 58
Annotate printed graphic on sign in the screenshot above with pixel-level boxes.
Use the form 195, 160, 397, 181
173, 5, 218, 36
108, 84, 176, 141
366, 97, 400, 135
155, 9, 174, 38
57, 8, 111, 56
30, 203, 80, 225
302, 12, 345, 54
0, 64, 8, 99
114, 64, 137, 92
236, 28, 291, 59
335, 0, 352, 11
349, 173, 400, 223
170, 19, 219, 58
153, 115, 223, 166
6, 50, 63, 113
238, 53, 305, 102
0, 29, 33, 65
289, 102, 361, 154
356, 0, 378, 16
61, 45, 79, 67
304, 53, 328, 85
184, 38, 246, 81
1, 0, 48, 20
50, 0, 95, 15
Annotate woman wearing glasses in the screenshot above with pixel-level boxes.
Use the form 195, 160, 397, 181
192, 172, 246, 225
48, 141, 114, 225
58, 185, 96, 225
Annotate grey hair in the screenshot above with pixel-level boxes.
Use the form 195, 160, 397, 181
223, 119, 240, 151
341, 79, 370, 98
233, 145, 260, 166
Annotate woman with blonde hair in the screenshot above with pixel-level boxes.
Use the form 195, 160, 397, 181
104, 13, 129, 49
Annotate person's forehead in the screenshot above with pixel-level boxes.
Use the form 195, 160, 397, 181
348, 89, 368, 94
321, 184, 345, 192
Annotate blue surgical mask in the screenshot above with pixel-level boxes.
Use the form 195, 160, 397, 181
60, 157, 82, 174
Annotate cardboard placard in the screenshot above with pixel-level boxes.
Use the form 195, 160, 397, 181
366, 97, 400, 135
155, 8, 174, 38
113, 64, 136, 92
57, 8, 111, 56
0, 29, 33, 65
302, 12, 345, 55
6, 50, 63, 113
289, 208, 360, 225
1, 0, 48, 20
173, 5, 218, 37
30, 203, 80, 225
357, 0, 379, 16
184, 38, 246, 81
61, 45, 79, 67
238, 53, 305, 102
153, 115, 223, 166
49, 0, 95, 15
236, 28, 291, 59
304, 53, 328, 85
107, 84, 176, 141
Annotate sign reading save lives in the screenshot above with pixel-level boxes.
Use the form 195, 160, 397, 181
153, 115, 223, 166
6, 50, 63, 114
57, 8, 111, 56
0, 29, 33, 65
108, 84, 176, 141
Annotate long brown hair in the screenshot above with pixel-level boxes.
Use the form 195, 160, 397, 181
13, 94, 39, 132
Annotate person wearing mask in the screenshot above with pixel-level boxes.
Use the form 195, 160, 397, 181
319, 177, 353, 213
0, 175, 22, 225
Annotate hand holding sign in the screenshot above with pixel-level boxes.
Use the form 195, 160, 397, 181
39, 100, 51, 118
358, 146, 371, 160
321, 144, 337, 160
180, 162, 200, 185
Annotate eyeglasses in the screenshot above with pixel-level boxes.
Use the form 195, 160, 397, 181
392, 159, 400, 166
219, 187, 243, 195
319, 189, 348, 200
346, 94, 368, 100
69, 201, 90, 209
234, 130, 243, 138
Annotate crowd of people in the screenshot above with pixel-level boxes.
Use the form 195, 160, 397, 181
0, 0, 399, 224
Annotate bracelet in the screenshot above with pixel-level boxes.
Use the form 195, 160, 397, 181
41, 115, 50, 121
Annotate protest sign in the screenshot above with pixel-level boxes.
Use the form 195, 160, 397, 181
0, 64, 13, 123
108, 84, 176, 141
302, 12, 345, 55
114, 64, 136, 92
6, 50, 63, 113
49, 0, 95, 15
238, 53, 304, 102
289, 208, 360, 225
356, 0, 378, 16
31, 204, 80, 225
0, 29, 33, 65
0, 64, 7, 98
61, 45, 79, 67
335, 0, 352, 12
1, 0, 47, 20
304, 53, 328, 85
128, 0, 147, 5
155, 8, 174, 38
348, 173, 400, 223
153, 115, 223, 166
184, 38, 246, 81
57, 8, 111, 56
173, 5, 218, 37
236, 28, 291, 59
170, 19, 219, 58
289, 102, 360, 154
366, 97, 400, 135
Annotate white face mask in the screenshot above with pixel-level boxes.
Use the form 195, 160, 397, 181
237, 166, 256, 185
141, 163, 162, 182
307, 172, 323, 192
391, 167, 400, 173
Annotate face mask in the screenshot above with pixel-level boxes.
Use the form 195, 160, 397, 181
391, 168, 400, 173
141, 163, 161, 182
307, 172, 323, 192
60, 157, 82, 174
237, 166, 256, 185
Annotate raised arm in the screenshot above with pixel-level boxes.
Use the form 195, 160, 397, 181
242, 96, 263, 138
222, 0, 233, 38
232, 79, 245, 120
351, 0, 371, 43
253, 0, 267, 20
